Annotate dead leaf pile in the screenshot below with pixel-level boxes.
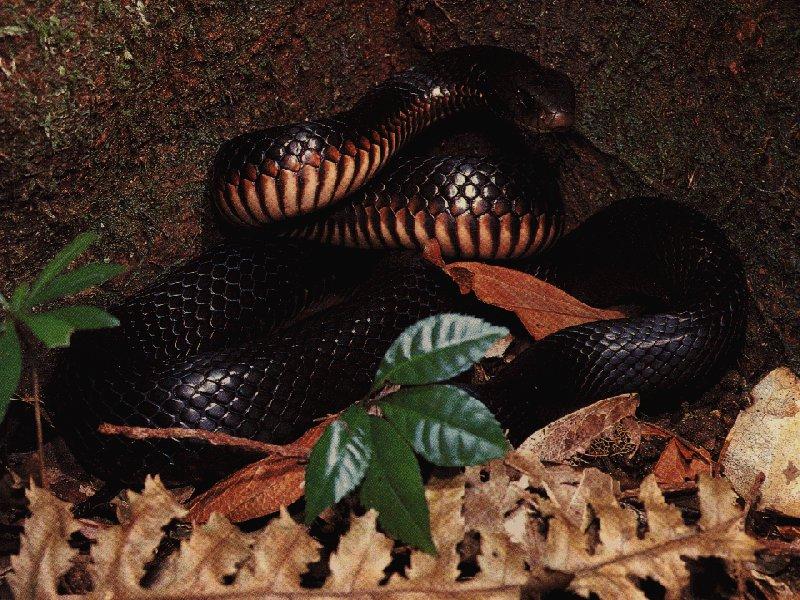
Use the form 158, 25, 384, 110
11, 459, 763, 599
538, 473, 757, 599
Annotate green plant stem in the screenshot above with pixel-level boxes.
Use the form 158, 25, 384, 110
31, 368, 47, 489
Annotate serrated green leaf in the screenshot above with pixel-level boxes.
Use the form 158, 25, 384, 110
359, 416, 435, 554
27, 232, 98, 303
304, 405, 373, 524
380, 384, 508, 466
372, 313, 508, 390
45, 305, 120, 330
0, 323, 22, 423
21, 313, 75, 348
30, 262, 125, 306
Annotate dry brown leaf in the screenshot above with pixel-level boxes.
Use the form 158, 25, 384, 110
504, 450, 615, 529
90, 475, 187, 598
12, 462, 763, 600
325, 510, 394, 592
187, 456, 307, 524
238, 507, 322, 591
541, 474, 759, 600
748, 569, 797, 599
441, 260, 626, 339
152, 512, 253, 593
187, 414, 338, 523
461, 462, 529, 592
8, 484, 82, 600
652, 437, 713, 487
720, 367, 800, 516
517, 394, 640, 463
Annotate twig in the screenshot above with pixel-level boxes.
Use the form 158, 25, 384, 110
31, 369, 47, 490
97, 423, 311, 459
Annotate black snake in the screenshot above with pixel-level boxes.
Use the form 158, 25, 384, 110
50, 46, 746, 484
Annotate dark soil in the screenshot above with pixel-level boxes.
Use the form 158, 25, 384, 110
0, 0, 798, 595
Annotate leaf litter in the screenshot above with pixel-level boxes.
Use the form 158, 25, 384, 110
10, 457, 766, 599
7, 248, 800, 597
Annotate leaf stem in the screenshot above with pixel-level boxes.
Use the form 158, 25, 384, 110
31, 369, 47, 489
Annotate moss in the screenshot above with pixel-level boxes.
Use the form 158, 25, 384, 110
26, 13, 76, 50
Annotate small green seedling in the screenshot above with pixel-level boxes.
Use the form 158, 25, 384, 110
0, 232, 125, 423
304, 313, 510, 554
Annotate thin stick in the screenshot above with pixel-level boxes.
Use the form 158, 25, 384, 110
31, 369, 47, 489
97, 423, 311, 459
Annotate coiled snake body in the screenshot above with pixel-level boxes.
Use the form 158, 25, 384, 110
51, 46, 746, 484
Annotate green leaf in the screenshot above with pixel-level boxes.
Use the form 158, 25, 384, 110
359, 416, 435, 554
21, 313, 75, 348
28, 232, 98, 303
0, 323, 22, 423
372, 313, 508, 390
304, 405, 373, 524
30, 262, 125, 306
21, 304, 120, 348
380, 384, 508, 467
10, 283, 29, 312
45, 305, 120, 330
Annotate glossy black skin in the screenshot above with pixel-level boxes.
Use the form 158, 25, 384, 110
49, 47, 745, 484
211, 46, 575, 228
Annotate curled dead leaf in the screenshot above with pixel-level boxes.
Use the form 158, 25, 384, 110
187, 414, 339, 523
517, 393, 640, 464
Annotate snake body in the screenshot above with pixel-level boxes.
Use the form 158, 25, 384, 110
50, 47, 746, 484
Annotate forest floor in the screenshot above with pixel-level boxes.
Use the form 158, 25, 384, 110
0, 0, 798, 598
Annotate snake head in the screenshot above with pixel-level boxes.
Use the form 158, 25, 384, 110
489, 57, 576, 134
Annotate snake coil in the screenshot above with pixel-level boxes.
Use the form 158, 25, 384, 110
50, 46, 746, 484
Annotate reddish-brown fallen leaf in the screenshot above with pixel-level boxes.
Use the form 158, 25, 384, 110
643, 423, 714, 487
423, 241, 627, 339
186, 414, 339, 523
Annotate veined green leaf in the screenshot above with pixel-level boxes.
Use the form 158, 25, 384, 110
0, 323, 22, 422
27, 232, 98, 303
380, 384, 508, 466
304, 405, 372, 524
45, 305, 120, 330
359, 416, 435, 554
372, 313, 508, 390
21, 313, 75, 348
30, 262, 125, 306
